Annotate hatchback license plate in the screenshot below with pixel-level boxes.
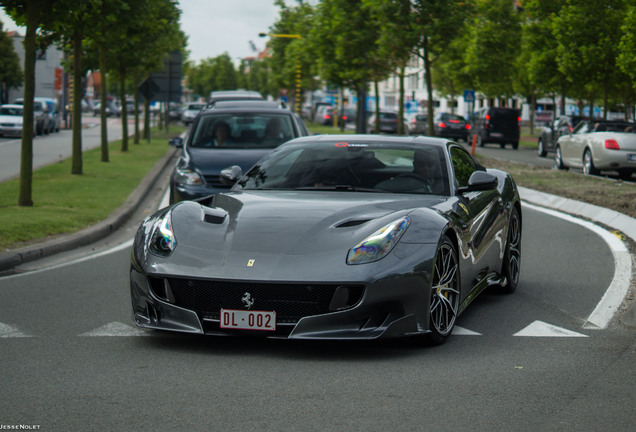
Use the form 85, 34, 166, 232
628, 154, 636, 161
220, 309, 276, 331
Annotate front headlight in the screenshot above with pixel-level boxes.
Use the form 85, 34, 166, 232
149, 211, 177, 256
346, 216, 410, 265
175, 167, 203, 186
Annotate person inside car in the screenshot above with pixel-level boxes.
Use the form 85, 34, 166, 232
212, 121, 233, 146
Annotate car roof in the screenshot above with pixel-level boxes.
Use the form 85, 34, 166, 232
288, 134, 450, 149
202, 100, 291, 113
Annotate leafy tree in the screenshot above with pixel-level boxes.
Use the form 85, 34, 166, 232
364, 0, 419, 134
1, 0, 57, 206
311, 0, 383, 132
265, 0, 320, 112
553, 0, 627, 119
407, 0, 475, 135
0, 21, 22, 104
464, 0, 522, 103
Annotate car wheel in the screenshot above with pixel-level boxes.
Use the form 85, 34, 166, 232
477, 134, 484, 147
537, 139, 546, 157
500, 207, 521, 294
512, 141, 519, 150
583, 149, 599, 175
618, 169, 635, 180
554, 145, 568, 170
500, 142, 506, 149
428, 235, 460, 345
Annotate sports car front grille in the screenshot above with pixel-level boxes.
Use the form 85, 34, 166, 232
149, 277, 364, 324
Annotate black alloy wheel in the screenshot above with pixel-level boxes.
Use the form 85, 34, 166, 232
428, 235, 460, 345
501, 207, 521, 294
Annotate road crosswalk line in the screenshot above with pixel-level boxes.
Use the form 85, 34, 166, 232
0, 322, 32, 338
79, 321, 151, 337
513, 320, 588, 337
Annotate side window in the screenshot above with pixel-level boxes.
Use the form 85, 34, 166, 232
450, 146, 479, 188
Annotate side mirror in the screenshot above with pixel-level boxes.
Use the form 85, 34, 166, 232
219, 165, 243, 185
169, 137, 183, 148
457, 171, 498, 193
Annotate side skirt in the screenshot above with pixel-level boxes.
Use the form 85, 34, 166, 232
458, 272, 508, 316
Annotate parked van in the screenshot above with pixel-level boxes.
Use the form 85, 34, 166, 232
470, 107, 520, 149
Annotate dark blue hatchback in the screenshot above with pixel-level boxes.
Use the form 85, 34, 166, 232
169, 100, 309, 203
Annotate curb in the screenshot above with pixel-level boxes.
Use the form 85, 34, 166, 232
0, 146, 178, 272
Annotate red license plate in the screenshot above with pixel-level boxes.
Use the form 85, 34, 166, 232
220, 309, 276, 331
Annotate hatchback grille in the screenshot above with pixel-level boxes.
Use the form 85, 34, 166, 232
149, 277, 364, 324
202, 175, 230, 189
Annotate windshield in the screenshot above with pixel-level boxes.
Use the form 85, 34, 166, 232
190, 113, 296, 149
238, 140, 449, 195
0, 107, 22, 116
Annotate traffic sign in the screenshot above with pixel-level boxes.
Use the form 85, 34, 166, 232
463, 90, 475, 103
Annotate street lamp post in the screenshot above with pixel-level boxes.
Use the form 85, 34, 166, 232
258, 32, 302, 116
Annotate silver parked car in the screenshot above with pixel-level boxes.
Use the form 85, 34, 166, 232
554, 119, 636, 180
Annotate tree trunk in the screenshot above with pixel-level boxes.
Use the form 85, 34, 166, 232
99, 45, 109, 162
71, 32, 83, 175
18, 2, 37, 206
422, 36, 435, 137
133, 74, 140, 144
398, 63, 405, 135
120, 72, 128, 152
374, 80, 379, 134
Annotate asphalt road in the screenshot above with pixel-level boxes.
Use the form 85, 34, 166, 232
0, 116, 127, 183
0, 190, 634, 430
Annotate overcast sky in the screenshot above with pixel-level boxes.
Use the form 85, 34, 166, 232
0, 0, 290, 64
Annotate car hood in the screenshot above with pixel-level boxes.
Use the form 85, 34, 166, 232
152, 191, 446, 280
186, 147, 273, 176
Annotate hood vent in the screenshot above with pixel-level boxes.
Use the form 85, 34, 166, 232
202, 207, 227, 225
335, 219, 371, 228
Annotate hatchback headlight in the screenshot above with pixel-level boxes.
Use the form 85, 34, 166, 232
346, 216, 410, 265
149, 211, 177, 256
175, 167, 203, 185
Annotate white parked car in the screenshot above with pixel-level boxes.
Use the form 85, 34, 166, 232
0, 104, 35, 138
554, 119, 636, 180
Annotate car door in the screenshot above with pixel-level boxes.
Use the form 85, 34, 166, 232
449, 145, 505, 294
564, 121, 593, 167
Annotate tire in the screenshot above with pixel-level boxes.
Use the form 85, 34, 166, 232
583, 149, 599, 175
427, 235, 460, 345
512, 141, 519, 150
554, 145, 568, 170
618, 169, 635, 180
537, 139, 546, 157
500, 207, 521, 294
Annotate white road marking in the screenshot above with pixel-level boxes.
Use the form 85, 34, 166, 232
513, 320, 588, 337
0, 322, 32, 338
80, 321, 151, 337
522, 202, 632, 329
454, 326, 481, 335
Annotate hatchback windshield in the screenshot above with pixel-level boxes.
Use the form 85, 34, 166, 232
0, 107, 22, 116
190, 113, 296, 148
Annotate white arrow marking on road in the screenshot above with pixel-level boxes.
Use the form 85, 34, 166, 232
0, 322, 32, 338
80, 321, 151, 337
513, 320, 588, 337
454, 326, 481, 335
